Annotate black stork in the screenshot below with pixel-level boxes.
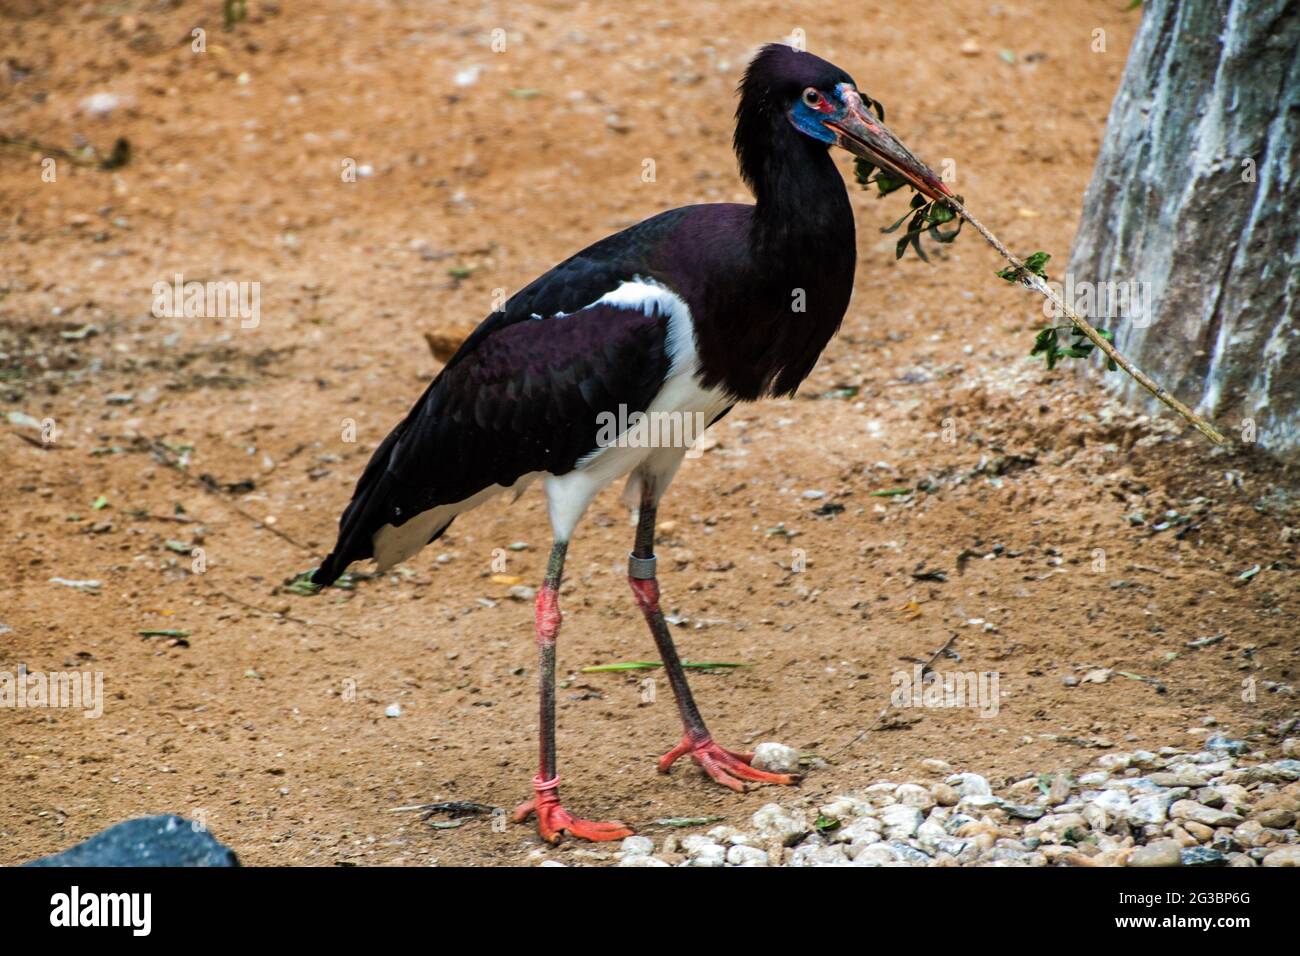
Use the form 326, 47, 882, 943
312, 44, 951, 843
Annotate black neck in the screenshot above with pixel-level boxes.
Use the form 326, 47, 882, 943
737, 106, 856, 266
690, 117, 857, 400
752, 139, 855, 265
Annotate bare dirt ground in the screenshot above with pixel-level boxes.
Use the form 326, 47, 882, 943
2, 1, 1295, 867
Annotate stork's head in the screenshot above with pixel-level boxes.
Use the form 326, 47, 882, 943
736, 44, 951, 202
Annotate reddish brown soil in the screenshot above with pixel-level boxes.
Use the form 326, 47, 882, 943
2, 1, 1295, 866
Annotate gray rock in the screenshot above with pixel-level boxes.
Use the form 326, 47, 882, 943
618, 855, 670, 867
943, 812, 978, 835
1006, 804, 1046, 820
26, 815, 238, 867
1148, 771, 1208, 788
1170, 799, 1243, 828
1128, 839, 1182, 867
886, 841, 934, 865
1131, 750, 1163, 768
1205, 735, 1248, 755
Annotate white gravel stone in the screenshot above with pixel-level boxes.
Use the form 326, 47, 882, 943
1092, 790, 1132, 817
819, 796, 870, 820
849, 843, 899, 866
620, 835, 654, 857
571, 741, 1300, 868
752, 742, 801, 773
685, 843, 727, 867
1082, 803, 1110, 833
880, 804, 924, 839
706, 825, 746, 845
829, 819, 883, 846
790, 843, 849, 866
947, 772, 992, 797
895, 783, 937, 809
916, 817, 948, 849
726, 845, 769, 866
751, 803, 807, 843
1129, 791, 1184, 825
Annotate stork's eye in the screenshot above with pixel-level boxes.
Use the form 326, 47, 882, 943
802, 88, 823, 109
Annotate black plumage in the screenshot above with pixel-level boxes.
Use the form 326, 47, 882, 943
314, 45, 863, 587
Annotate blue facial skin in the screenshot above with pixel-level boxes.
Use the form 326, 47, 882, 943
787, 84, 848, 144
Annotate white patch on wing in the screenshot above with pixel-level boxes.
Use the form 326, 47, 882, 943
547, 277, 732, 542
374, 277, 731, 562
371, 472, 540, 571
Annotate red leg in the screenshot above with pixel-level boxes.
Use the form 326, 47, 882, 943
628, 487, 801, 793
657, 731, 800, 792
514, 542, 633, 844
511, 774, 633, 844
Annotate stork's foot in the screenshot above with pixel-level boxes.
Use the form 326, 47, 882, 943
511, 774, 633, 844
659, 733, 802, 792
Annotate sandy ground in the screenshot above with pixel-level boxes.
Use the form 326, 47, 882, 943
1, 0, 1296, 867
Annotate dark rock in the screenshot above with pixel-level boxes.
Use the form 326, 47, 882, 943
25, 815, 239, 867
1205, 736, 1248, 756
1180, 846, 1227, 867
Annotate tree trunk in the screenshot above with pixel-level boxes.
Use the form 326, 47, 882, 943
1068, 0, 1300, 460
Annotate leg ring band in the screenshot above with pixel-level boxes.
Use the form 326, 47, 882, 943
627, 552, 657, 580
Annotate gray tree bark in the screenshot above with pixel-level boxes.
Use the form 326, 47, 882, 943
1068, 0, 1299, 459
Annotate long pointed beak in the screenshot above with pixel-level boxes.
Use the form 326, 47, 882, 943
826, 89, 952, 202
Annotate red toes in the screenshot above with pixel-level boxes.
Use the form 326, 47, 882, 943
512, 775, 633, 844
658, 734, 802, 792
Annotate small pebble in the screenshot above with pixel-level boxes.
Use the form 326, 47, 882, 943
1128, 839, 1183, 867
752, 742, 801, 774
1262, 846, 1300, 867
